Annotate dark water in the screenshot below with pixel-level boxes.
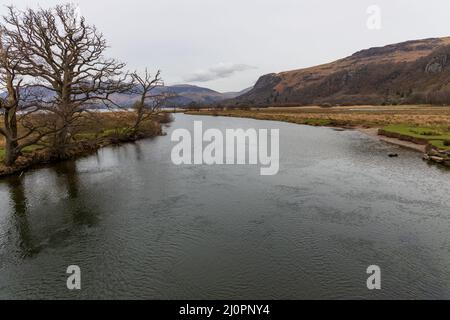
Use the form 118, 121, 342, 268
1, 114, 450, 299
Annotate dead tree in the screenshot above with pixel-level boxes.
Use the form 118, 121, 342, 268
131, 69, 167, 133
2, 4, 130, 155
0, 32, 20, 165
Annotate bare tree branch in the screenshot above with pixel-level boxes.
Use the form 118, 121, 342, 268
2, 4, 131, 153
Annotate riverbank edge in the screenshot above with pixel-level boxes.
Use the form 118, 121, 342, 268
0, 130, 163, 178
377, 129, 450, 166
357, 128, 427, 153
185, 111, 450, 168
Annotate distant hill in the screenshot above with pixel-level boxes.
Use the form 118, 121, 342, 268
91, 84, 253, 108
107, 84, 231, 107
220, 87, 253, 100
160, 85, 253, 107
5, 84, 251, 108
230, 37, 450, 106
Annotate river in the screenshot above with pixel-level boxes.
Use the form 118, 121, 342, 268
1, 114, 450, 299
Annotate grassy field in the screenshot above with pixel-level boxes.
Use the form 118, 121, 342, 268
188, 105, 450, 150
189, 105, 450, 127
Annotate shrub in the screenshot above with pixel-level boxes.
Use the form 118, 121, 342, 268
158, 113, 174, 124
421, 131, 440, 136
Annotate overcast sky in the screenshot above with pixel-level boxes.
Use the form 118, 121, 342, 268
1, 0, 449, 92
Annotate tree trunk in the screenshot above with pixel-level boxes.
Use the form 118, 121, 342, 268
3, 109, 19, 166
54, 126, 70, 157
53, 94, 72, 156
4, 137, 18, 166
134, 110, 144, 132
133, 97, 145, 133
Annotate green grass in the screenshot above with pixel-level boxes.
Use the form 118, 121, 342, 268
383, 124, 450, 150
22, 144, 44, 153
0, 148, 4, 162
100, 127, 132, 137
74, 132, 98, 140
429, 140, 450, 150
302, 118, 333, 126
73, 128, 133, 141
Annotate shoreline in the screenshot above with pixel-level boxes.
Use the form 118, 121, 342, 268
186, 111, 428, 153
0, 130, 163, 179
0, 112, 174, 179
185, 110, 450, 167
356, 127, 427, 153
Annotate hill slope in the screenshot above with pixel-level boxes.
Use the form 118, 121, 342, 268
232, 37, 450, 106
8, 84, 247, 108
109, 84, 246, 107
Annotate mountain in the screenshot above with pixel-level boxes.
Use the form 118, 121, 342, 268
108, 84, 251, 108
162, 85, 253, 106
164, 84, 226, 106
231, 37, 450, 106
221, 87, 254, 100
7, 84, 249, 108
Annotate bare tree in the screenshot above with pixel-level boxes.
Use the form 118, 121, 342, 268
0, 31, 20, 165
2, 4, 130, 155
130, 69, 167, 133
0, 30, 54, 166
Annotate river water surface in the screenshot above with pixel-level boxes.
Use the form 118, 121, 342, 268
1, 114, 450, 299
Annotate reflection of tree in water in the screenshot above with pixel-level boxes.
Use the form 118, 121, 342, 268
52, 161, 99, 227
6, 176, 39, 258
132, 142, 143, 161
54, 161, 80, 199
6, 161, 101, 259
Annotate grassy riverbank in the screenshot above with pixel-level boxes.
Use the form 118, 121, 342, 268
187, 105, 450, 127
380, 124, 450, 150
0, 111, 169, 177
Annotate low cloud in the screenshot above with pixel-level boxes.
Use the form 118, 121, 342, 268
184, 63, 257, 82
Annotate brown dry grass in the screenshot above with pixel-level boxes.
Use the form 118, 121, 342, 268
0, 111, 160, 147
189, 105, 450, 128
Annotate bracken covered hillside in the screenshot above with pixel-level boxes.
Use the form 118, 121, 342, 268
232, 37, 450, 106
